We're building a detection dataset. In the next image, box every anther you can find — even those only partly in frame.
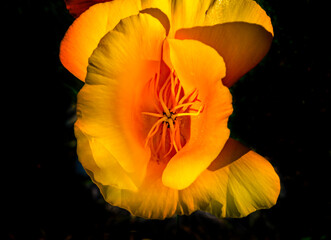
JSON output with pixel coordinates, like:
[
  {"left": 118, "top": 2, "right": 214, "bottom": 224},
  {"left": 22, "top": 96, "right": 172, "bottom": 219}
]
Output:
[{"left": 142, "top": 71, "right": 204, "bottom": 162}]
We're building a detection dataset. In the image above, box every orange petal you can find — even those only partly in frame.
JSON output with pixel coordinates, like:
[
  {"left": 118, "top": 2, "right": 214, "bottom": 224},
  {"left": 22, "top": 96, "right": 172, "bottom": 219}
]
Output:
[
  {"left": 97, "top": 160, "right": 179, "bottom": 219},
  {"left": 141, "top": 0, "right": 273, "bottom": 38},
  {"left": 162, "top": 39, "right": 233, "bottom": 190},
  {"left": 176, "top": 22, "right": 273, "bottom": 87},
  {"left": 207, "top": 138, "right": 250, "bottom": 171},
  {"left": 179, "top": 150, "right": 280, "bottom": 218},
  {"left": 203, "top": 0, "right": 273, "bottom": 35},
  {"left": 174, "top": 0, "right": 273, "bottom": 87},
  {"left": 141, "top": 0, "right": 216, "bottom": 38},
  {"left": 140, "top": 8, "right": 170, "bottom": 35},
  {"left": 76, "top": 13, "right": 166, "bottom": 179},
  {"left": 65, "top": 0, "right": 111, "bottom": 18},
  {"left": 75, "top": 126, "right": 139, "bottom": 191},
  {"left": 142, "top": 0, "right": 273, "bottom": 86},
  {"left": 60, "top": 0, "right": 141, "bottom": 81}
]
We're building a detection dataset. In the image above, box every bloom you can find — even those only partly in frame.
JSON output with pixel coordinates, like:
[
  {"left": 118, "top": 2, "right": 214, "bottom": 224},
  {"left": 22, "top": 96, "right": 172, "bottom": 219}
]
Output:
[{"left": 60, "top": 0, "right": 280, "bottom": 219}]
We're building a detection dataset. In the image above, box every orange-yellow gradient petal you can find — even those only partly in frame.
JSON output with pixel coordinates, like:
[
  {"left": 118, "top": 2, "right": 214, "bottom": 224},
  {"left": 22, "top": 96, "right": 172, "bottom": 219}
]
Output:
[
  {"left": 75, "top": 127, "right": 138, "bottom": 191},
  {"left": 176, "top": 22, "right": 273, "bottom": 87},
  {"left": 179, "top": 149, "right": 280, "bottom": 218},
  {"left": 98, "top": 161, "right": 179, "bottom": 219},
  {"left": 162, "top": 39, "right": 233, "bottom": 190},
  {"left": 204, "top": 0, "right": 273, "bottom": 35},
  {"left": 141, "top": 0, "right": 216, "bottom": 37},
  {"left": 75, "top": 13, "right": 166, "bottom": 186},
  {"left": 60, "top": 0, "right": 141, "bottom": 81},
  {"left": 208, "top": 138, "right": 250, "bottom": 171},
  {"left": 93, "top": 139, "right": 279, "bottom": 219},
  {"left": 141, "top": 0, "right": 273, "bottom": 87},
  {"left": 141, "top": 0, "right": 272, "bottom": 36}
]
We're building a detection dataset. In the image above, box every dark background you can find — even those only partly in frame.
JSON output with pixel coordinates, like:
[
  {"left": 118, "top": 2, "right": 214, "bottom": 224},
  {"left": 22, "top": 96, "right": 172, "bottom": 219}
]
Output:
[{"left": 5, "top": 0, "right": 330, "bottom": 239}]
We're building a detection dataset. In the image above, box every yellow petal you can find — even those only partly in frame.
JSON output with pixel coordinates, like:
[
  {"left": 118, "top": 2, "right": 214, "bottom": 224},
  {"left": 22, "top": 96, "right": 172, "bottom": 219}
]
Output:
[
  {"left": 140, "top": 8, "right": 170, "bottom": 35},
  {"left": 142, "top": 0, "right": 273, "bottom": 86},
  {"left": 141, "top": 0, "right": 171, "bottom": 19},
  {"left": 76, "top": 13, "right": 166, "bottom": 179},
  {"left": 180, "top": 150, "right": 280, "bottom": 218},
  {"left": 75, "top": 126, "right": 138, "bottom": 191},
  {"left": 141, "top": 0, "right": 273, "bottom": 37},
  {"left": 207, "top": 138, "right": 250, "bottom": 171},
  {"left": 204, "top": 0, "right": 273, "bottom": 35},
  {"left": 176, "top": 22, "right": 273, "bottom": 87},
  {"left": 97, "top": 160, "right": 179, "bottom": 219},
  {"left": 175, "top": 0, "right": 273, "bottom": 87},
  {"left": 60, "top": 0, "right": 141, "bottom": 81},
  {"left": 162, "top": 39, "right": 233, "bottom": 190},
  {"left": 141, "top": 0, "right": 216, "bottom": 37},
  {"left": 177, "top": 138, "right": 249, "bottom": 216},
  {"left": 167, "top": 0, "right": 216, "bottom": 37}
]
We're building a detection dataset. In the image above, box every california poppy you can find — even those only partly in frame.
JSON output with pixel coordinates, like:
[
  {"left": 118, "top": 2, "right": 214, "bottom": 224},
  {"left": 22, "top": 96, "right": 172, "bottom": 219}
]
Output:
[{"left": 60, "top": 0, "right": 280, "bottom": 219}]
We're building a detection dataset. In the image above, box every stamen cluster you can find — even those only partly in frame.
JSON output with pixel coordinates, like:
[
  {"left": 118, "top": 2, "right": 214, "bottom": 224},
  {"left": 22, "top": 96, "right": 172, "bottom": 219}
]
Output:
[{"left": 142, "top": 70, "right": 203, "bottom": 162}]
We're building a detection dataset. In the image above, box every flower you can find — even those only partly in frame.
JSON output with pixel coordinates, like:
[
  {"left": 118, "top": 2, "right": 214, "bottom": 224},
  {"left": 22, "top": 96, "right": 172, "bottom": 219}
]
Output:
[{"left": 60, "top": 0, "right": 280, "bottom": 219}]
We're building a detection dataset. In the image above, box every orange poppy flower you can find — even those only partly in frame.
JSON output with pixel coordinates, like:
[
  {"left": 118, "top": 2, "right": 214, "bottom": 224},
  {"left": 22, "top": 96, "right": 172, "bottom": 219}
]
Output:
[{"left": 60, "top": 0, "right": 280, "bottom": 219}]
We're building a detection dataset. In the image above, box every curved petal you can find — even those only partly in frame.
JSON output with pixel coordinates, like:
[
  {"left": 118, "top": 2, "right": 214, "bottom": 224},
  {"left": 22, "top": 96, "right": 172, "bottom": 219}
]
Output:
[
  {"left": 76, "top": 13, "right": 166, "bottom": 181},
  {"left": 179, "top": 150, "right": 281, "bottom": 218},
  {"left": 207, "top": 138, "right": 250, "bottom": 171},
  {"left": 60, "top": 0, "right": 141, "bottom": 81},
  {"left": 141, "top": 0, "right": 216, "bottom": 37},
  {"left": 142, "top": 0, "right": 273, "bottom": 86},
  {"left": 162, "top": 39, "right": 233, "bottom": 190},
  {"left": 141, "top": 0, "right": 273, "bottom": 36},
  {"left": 94, "top": 144, "right": 280, "bottom": 219},
  {"left": 75, "top": 126, "right": 139, "bottom": 191},
  {"left": 176, "top": 22, "right": 273, "bottom": 87},
  {"left": 65, "top": 0, "right": 112, "bottom": 18},
  {"left": 140, "top": 8, "right": 170, "bottom": 35},
  {"left": 204, "top": 0, "right": 273, "bottom": 35},
  {"left": 97, "top": 160, "right": 179, "bottom": 219},
  {"left": 167, "top": 0, "right": 215, "bottom": 37}
]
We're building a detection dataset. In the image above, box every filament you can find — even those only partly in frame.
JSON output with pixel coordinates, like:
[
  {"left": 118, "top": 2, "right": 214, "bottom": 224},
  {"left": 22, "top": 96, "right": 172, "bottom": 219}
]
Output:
[{"left": 142, "top": 70, "right": 203, "bottom": 162}]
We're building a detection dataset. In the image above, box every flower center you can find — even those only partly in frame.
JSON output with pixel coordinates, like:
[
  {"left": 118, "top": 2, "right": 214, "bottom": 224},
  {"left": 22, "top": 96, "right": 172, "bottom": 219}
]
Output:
[{"left": 142, "top": 69, "right": 203, "bottom": 163}]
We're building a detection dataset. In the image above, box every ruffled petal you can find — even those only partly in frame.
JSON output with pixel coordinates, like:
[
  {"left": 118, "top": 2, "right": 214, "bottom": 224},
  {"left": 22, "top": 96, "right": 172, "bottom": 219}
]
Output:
[
  {"left": 140, "top": 8, "right": 170, "bottom": 35},
  {"left": 141, "top": 0, "right": 273, "bottom": 86},
  {"left": 76, "top": 13, "right": 166, "bottom": 183},
  {"left": 60, "top": 0, "right": 141, "bottom": 81},
  {"left": 75, "top": 127, "right": 139, "bottom": 191},
  {"left": 176, "top": 22, "right": 273, "bottom": 87},
  {"left": 207, "top": 138, "right": 250, "bottom": 171},
  {"left": 179, "top": 150, "right": 280, "bottom": 218},
  {"left": 166, "top": 0, "right": 215, "bottom": 37},
  {"left": 97, "top": 160, "right": 179, "bottom": 219},
  {"left": 204, "top": 0, "right": 273, "bottom": 35},
  {"left": 93, "top": 147, "right": 280, "bottom": 219},
  {"left": 141, "top": 0, "right": 272, "bottom": 37},
  {"left": 141, "top": 0, "right": 215, "bottom": 37},
  {"left": 65, "top": 0, "right": 112, "bottom": 18},
  {"left": 161, "top": 39, "right": 233, "bottom": 190}
]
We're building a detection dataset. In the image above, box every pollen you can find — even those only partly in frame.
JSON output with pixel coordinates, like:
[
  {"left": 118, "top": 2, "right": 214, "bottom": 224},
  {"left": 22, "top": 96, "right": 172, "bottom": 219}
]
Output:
[{"left": 142, "top": 69, "right": 204, "bottom": 163}]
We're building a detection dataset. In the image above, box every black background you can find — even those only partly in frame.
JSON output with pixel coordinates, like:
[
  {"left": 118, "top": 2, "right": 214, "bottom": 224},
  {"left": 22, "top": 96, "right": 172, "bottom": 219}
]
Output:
[{"left": 5, "top": 0, "right": 330, "bottom": 239}]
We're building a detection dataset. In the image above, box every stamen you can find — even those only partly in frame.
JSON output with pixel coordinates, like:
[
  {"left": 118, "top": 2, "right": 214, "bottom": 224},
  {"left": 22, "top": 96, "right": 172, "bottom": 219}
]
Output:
[
  {"left": 178, "top": 88, "right": 198, "bottom": 106},
  {"left": 159, "top": 76, "right": 171, "bottom": 117},
  {"left": 144, "top": 116, "right": 167, "bottom": 147},
  {"left": 172, "top": 102, "right": 195, "bottom": 112},
  {"left": 175, "top": 105, "right": 204, "bottom": 117},
  {"left": 142, "top": 112, "right": 164, "bottom": 118},
  {"left": 142, "top": 71, "right": 203, "bottom": 163}
]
